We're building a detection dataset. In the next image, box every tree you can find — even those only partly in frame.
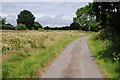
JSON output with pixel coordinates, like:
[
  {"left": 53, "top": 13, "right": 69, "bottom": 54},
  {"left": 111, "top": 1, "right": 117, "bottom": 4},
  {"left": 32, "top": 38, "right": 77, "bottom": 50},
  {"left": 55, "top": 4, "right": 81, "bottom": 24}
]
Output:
[
  {"left": 2, "top": 18, "right": 6, "bottom": 25},
  {"left": 0, "top": 16, "right": 6, "bottom": 25},
  {"left": 44, "top": 26, "right": 50, "bottom": 30},
  {"left": 93, "top": 1, "right": 120, "bottom": 64},
  {"left": 33, "top": 22, "right": 43, "bottom": 30},
  {"left": 0, "top": 16, "right": 3, "bottom": 29},
  {"left": 73, "top": 3, "right": 101, "bottom": 31},
  {"left": 6, "top": 23, "right": 13, "bottom": 26},
  {"left": 17, "top": 10, "right": 35, "bottom": 30},
  {"left": 69, "top": 22, "right": 81, "bottom": 30},
  {"left": 93, "top": 1, "right": 120, "bottom": 34}
]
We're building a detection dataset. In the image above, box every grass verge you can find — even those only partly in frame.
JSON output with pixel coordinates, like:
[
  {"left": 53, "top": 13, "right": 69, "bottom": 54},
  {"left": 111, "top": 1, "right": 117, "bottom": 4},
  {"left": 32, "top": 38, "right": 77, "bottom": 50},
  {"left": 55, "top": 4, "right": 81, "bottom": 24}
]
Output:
[{"left": 88, "top": 39, "right": 119, "bottom": 78}]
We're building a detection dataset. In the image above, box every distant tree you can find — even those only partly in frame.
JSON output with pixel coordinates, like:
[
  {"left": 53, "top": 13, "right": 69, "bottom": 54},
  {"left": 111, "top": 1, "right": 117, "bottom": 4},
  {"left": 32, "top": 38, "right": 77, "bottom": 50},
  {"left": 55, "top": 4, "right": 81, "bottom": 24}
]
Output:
[
  {"left": 6, "top": 23, "right": 13, "bottom": 26},
  {"left": 61, "top": 26, "right": 70, "bottom": 30},
  {"left": 0, "top": 17, "right": 2, "bottom": 29},
  {"left": 0, "top": 16, "right": 6, "bottom": 25},
  {"left": 0, "top": 17, "right": 15, "bottom": 30},
  {"left": 69, "top": 22, "right": 81, "bottom": 30},
  {"left": 0, "top": 16, "right": 2, "bottom": 25},
  {"left": 44, "top": 26, "right": 51, "bottom": 30},
  {"left": 33, "top": 22, "right": 43, "bottom": 30},
  {"left": 17, "top": 10, "right": 35, "bottom": 30}
]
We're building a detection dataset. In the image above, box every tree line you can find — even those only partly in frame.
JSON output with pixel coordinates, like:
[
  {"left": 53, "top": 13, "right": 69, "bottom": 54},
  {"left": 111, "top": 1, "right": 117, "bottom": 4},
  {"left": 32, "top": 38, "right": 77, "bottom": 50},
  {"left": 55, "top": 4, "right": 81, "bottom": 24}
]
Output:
[
  {"left": 0, "top": 1, "right": 120, "bottom": 32},
  {"left": 73, "top": 1, "right": 120, "bottom": 33},
  {"left": 0, "top": 9, "right": 82, "bottom": 31},
  {"left": 0, "top": 9, "right": 81, "bottom": 30},
  {"left": 0, "top": 10, "right": 42, "bottom": 30}
]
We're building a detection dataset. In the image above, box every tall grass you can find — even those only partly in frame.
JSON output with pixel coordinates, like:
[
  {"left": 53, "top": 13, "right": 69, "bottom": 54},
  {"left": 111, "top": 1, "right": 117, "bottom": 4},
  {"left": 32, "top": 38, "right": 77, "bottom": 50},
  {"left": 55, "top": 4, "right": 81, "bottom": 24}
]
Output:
[
  {"left": 88, "top": 29, "right": 120, "bottom": 78},
  {"left": 2, "top": 30, "right": 84, "bottom": 78}
]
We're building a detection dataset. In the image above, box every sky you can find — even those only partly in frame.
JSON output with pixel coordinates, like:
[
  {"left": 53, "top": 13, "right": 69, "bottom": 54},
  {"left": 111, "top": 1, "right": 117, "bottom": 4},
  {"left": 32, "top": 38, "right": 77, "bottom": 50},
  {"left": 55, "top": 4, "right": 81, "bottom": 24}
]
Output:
[
  {"left": 1, "top": 2, "right": 89, "bottom": 27},
  {"left": 1, "top": 0, "right": 93, "bottom": 2}
]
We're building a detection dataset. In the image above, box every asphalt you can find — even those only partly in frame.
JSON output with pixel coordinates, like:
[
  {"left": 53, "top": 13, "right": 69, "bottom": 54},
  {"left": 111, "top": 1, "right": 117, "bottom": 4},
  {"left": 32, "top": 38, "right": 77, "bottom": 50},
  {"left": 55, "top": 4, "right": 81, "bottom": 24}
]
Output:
[{"left": 41, "top": 36, "right": 103, "bottom": 78}]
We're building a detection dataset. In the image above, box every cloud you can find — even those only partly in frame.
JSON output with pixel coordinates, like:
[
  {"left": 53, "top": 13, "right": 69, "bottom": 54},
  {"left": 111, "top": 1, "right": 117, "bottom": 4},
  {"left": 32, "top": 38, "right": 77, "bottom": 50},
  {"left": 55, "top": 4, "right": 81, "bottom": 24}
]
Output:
[
  {"left": 0, "top": 13, "right": 17, "bottom": 25},
  {"left": 1, "top": 2, "right": 88, "bottom": 27},
  {"left": 35, "top": 14, "right": 55, "bottom": 18},
  {"left": 35, "top": 14, "right": 45, "bottom": 18},
  {"left": 2, "top": 0, "right": 119, "bottom": 2},
  {"left": 0, "top": 13, "right": 9, "bottom": 17},
  {"left": 50, "top": 15, "right": 55, "bottom": 18},
  {"left": 1, "top": 0, "right": 93, "bottom": 2},
  {"left": 62, "top": 15, "right": 72, "bottom": 20},
  {"left": 0, "top": 13, "right": 17, "bottom": 18}
]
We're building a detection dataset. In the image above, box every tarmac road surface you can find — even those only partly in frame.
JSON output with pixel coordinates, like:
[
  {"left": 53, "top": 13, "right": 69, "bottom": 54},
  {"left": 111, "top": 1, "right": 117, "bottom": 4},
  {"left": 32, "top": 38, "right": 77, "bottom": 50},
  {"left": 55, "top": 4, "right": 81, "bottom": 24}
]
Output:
[{"left": 41, "top": 36, "right": 103, "bottom": 78}]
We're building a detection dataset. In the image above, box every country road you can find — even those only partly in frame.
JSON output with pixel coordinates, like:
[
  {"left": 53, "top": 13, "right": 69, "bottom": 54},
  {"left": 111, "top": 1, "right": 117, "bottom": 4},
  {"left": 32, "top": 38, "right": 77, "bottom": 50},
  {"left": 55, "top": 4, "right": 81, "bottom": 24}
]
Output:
[{"left": 41, "top": 36, "right": 103, "bottom": 78}]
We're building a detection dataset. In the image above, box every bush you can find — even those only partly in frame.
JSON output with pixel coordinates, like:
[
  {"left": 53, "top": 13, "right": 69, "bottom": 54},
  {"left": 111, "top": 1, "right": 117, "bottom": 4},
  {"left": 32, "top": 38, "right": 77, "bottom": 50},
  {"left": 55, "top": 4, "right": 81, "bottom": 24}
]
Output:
[
  {"left": 16, "top": 24, "right": 27, "bottom": 30},
  {"left": 90, "top": 29, "right": 108, "bottom": 40},
  {"left": 90, "top": 29, "right": 120, "bottom": 63},
  {"left": 91, "top": 29, "right": 119, "bottom": 41},
  {"left": 2, "top": 25, "right": 15, "bottom": 30}
]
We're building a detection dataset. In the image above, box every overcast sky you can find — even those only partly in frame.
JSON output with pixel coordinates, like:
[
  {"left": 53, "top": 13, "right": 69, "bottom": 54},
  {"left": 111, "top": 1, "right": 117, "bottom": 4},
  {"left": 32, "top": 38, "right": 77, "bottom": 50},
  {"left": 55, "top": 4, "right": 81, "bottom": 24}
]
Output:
[
  {"left": 1, "top": 0, "right": 93, "bottom": 2},
  {"left": 1, "top": 2, "right": 89, "bottom": 27}
]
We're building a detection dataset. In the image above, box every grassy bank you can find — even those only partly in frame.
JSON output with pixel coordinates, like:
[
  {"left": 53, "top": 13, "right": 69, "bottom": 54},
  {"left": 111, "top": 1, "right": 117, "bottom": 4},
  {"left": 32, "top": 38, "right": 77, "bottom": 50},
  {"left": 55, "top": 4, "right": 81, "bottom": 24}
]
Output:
[
  {"left": 2, "top": 30, "right": 84, "bottom": 78},
  {"left": 88, "top": 30, "right": 120, "bottom": 78}
]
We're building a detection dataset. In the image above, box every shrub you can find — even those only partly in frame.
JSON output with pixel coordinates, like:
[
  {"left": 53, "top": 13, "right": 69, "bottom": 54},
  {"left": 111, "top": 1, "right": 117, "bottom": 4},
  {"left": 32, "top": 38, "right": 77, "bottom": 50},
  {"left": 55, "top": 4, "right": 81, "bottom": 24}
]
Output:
[
  {"left": 90, "top": 29, "right": 120, "bottom": 63},
  {"left": 2, "top": 25, "right": 15, "bottom": 30},
  {"left": 16, "top": 24, "right": 27, "bottom": 30}
]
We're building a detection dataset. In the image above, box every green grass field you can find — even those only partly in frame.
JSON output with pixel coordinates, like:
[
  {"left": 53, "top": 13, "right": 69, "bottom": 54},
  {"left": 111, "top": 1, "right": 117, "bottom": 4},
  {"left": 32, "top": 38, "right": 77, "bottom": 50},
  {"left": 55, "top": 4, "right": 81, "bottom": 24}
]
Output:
[{"left": 2, "top": 30, "right": 86, "bottom": 78}]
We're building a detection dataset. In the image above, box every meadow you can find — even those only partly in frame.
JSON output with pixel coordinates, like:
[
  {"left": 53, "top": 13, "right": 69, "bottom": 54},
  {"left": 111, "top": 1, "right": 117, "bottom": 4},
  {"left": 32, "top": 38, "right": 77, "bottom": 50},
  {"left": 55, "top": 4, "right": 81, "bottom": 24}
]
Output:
[{"left": 1, "top": 30, "right": 86, "bottom": 78}]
